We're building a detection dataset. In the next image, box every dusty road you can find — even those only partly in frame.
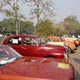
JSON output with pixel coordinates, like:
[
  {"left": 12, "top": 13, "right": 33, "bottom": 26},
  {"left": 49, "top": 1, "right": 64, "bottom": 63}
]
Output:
[{"left": 69, "top": 46, "right": 80, "bottom": 80}]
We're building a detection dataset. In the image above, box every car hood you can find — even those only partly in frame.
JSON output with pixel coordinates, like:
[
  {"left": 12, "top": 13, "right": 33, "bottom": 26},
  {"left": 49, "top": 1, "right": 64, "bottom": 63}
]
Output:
[
  {"left": 0, "top": 74, "right": 51, "bottom": 80},
  {"left": 1, "top": 57, "right": 74, "bottom": 80}
]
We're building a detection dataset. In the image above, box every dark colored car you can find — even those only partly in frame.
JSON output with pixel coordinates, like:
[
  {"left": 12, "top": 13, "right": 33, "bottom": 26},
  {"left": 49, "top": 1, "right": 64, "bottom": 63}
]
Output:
[
  {"left": 3, "top": 35, "right": 68, "bottom": 60},
  {"left": 0, "top": 45, "right": 75, "bottom": 80}
]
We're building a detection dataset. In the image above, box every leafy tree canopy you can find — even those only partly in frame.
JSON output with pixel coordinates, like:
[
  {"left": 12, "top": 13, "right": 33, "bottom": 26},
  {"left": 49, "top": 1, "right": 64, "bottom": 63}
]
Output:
[
  {"left": 63, "top": 15, "right": 80, "bottom": 35},
  {"left": 35, "top": 19, "right": 55, "bottom": 36}
]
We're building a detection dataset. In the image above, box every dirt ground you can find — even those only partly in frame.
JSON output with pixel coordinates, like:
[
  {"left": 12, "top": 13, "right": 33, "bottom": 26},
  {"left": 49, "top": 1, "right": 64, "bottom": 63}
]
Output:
[{"left": 69, "top": 46, "right": 80, "bottom": 80}]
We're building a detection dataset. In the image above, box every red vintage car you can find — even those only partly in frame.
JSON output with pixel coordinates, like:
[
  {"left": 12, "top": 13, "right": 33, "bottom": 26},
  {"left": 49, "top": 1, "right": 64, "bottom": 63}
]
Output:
[
  {"left": 3, "top": 35, "right": 68, "bottom": 60},
  {"left": 0, "top": 74, "right": 49, "bottom": 80},
  {"left": 0, "top": 45, "right": 75, "bottom": 80}
]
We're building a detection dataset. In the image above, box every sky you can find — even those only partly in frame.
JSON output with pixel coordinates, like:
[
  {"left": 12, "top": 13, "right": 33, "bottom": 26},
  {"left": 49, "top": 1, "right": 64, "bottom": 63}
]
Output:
[
  {"left": 0, "top": 0, "right": 80, "bottom": 23},
  {"left": 53, "top": 0, "right": 80, "bottom": 23}
]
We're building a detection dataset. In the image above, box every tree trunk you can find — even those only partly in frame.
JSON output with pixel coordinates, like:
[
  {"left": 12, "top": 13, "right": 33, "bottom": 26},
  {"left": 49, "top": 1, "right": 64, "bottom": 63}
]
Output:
[{"left": 15, "top": 0, "right": 19, "bottom": 35}]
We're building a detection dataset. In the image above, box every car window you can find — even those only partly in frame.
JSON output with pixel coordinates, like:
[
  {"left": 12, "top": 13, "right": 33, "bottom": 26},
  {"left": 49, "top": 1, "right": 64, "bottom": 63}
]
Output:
[
  {"left": 36, "top": 37, "right": 46, "bottom": 44},
  {"left": 0, "top": 46, "right": 22, "bottom": 66},
  {"left": 8, "top": 37, "right": 22, "bottom": 45},
  {"left": 0, "top": 49, "right": 9, "bottom": 64},
  {"left": 0, "top": 50, "right": 8, "bottom": 58},
  {"left": 24, "top": 38, "right": 37, "bottom": 45}
]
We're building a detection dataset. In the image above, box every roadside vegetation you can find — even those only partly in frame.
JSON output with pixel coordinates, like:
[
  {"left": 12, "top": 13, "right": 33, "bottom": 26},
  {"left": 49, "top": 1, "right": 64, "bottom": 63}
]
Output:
[{"left": 0, "top": 0, "right": 80, "bottom": 37}]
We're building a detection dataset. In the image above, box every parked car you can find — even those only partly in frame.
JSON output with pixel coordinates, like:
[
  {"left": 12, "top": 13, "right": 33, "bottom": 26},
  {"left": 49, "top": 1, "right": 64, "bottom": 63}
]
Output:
[
  {"left": 3, "top": 34, "right": 68, "bottom": 60},
  {"left": 0, "top": 74, "right": 49, "bottom": 80},
  {"left": 77, "top": 37, "right": 80, "bottom": 45},
  {"left": 0, "top": 45, "right": 75, "bottom": 80},
  {"left": 63, "top": 35, "right": 79, "bottom": 47},
  {"left": 45, "top": 36, "right": 76, "bottom": 53}
]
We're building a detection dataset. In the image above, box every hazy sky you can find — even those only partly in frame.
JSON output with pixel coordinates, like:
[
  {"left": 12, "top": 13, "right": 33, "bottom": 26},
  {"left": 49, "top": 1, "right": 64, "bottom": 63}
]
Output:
[
  {"left": 54, "top": 0, "right": 80, "bottom": 23},
  {"left": 0, "top": 0, "right": 80, "bottom": 23}
]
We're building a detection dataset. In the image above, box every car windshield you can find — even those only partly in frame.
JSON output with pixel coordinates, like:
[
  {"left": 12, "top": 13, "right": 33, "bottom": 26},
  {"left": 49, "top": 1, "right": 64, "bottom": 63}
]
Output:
[
  {"left": 36, "top": 37, "right": 46, "bottom": 44},
  {"left": 0, "top": 46, "right": 22, "bottom": 66}
]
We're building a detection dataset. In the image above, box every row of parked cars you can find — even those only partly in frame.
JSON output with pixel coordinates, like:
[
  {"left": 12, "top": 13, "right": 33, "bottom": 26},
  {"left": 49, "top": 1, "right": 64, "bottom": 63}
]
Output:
[
  {"left": 43, "top": 35, "right": 79, "bottom": 53},
  {"left": 0, "top": 34, "right": 78, "bottom": 80}
]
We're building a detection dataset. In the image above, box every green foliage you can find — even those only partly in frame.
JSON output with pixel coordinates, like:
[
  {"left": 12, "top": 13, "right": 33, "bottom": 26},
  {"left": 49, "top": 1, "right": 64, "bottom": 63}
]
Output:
[
  {"left": 64, "top": 15, "right": 78, "bottom": 22},
  {"left": 53, "top": 28, "right": 66, "bottom": 36},
  {"left": 0, "top": 18, "right": 34, "bottom": 34},
  {"left": 35, "top": 19, "right": 55, "bottom": 36},
  {"left": 0, "top": 18, "right": 16, "bottom": 34},
  {"left": 21, "top": 21, "right": 34, "bottom": 34},
  {"left": 63, "top": 15, "right": 80, "bottom": 35},
  {"left": 5, "top": 10, "right": 14, "bottom": 18},
  {"left": 0, "top": 1, "right": 80, "bottom": 36},
  {"left": 23, "top": 21, "right": 33, "bottom": 27},
  {"left": 1, "top": 0, "right": 26, "bottom": 34}
]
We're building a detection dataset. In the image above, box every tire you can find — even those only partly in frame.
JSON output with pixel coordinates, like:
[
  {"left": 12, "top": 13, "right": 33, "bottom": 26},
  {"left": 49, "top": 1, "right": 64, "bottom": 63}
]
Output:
[{"left": 71, "top": 49, "right": 75, "bottom": 53}]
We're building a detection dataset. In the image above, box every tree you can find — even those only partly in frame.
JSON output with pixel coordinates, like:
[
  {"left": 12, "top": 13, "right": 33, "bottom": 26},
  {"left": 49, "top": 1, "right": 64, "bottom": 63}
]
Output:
[
  {"left": 0, "top": 18, "right": 34, "bottom": 35},
  {"left": 0, "top": 0, "right": 3, "bottom": 11},
  {"left": 1, "top": 0, "right": 26, "bottom": 34},
  {"left": 26, "top": 0, "right": 55, "bottom": 23},
  {"left": 63, "top": 15, "right": 79, "bottom": 35},
  {"left": 35, "top": 19, "right": 55, "bottom": 36},
  {"left": 21, "top": 21, "right": 34, "bottom": 34},
  {"left": 0, "top": 18, "right": 16, "bottom": 34},
  {"left": 64, "top": 15, "right": 78, "bottom": 22},
  {"left": 0, "top": 0, "right": 8, "bottom": 12}
]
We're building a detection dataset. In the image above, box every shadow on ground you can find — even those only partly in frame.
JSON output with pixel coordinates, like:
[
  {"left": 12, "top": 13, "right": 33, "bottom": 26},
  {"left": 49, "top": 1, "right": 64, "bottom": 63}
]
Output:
[
  {"left": 74, "top": 58, "right": 80, "bottom": 64},
  {"left": 73, "top": 58, "right": 80, "bottom": 80},
  {"left": 75, "top": 71, "right": 80, "bottom": 80}
]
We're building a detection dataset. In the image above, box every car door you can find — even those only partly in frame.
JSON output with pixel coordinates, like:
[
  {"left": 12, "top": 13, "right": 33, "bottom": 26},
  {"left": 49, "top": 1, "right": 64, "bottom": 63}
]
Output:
[
  {"left": 7, "top": 37, "right": 24, "bottom": 55},
  {"left": 21, "top": 37, "right": 42, "bottom": 57}
]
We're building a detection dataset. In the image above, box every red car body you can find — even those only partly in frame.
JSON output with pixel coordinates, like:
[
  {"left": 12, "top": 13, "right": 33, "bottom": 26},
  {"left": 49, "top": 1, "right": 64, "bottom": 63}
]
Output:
[
  {"left": 3, "top": 35, "right": 67, "bottom": 60},
  {"left": 0, "top": 74, "right": 50, "bottom": 80},
  {"left": 0, "top": 45, "right": 75, "bottom": 80}
]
